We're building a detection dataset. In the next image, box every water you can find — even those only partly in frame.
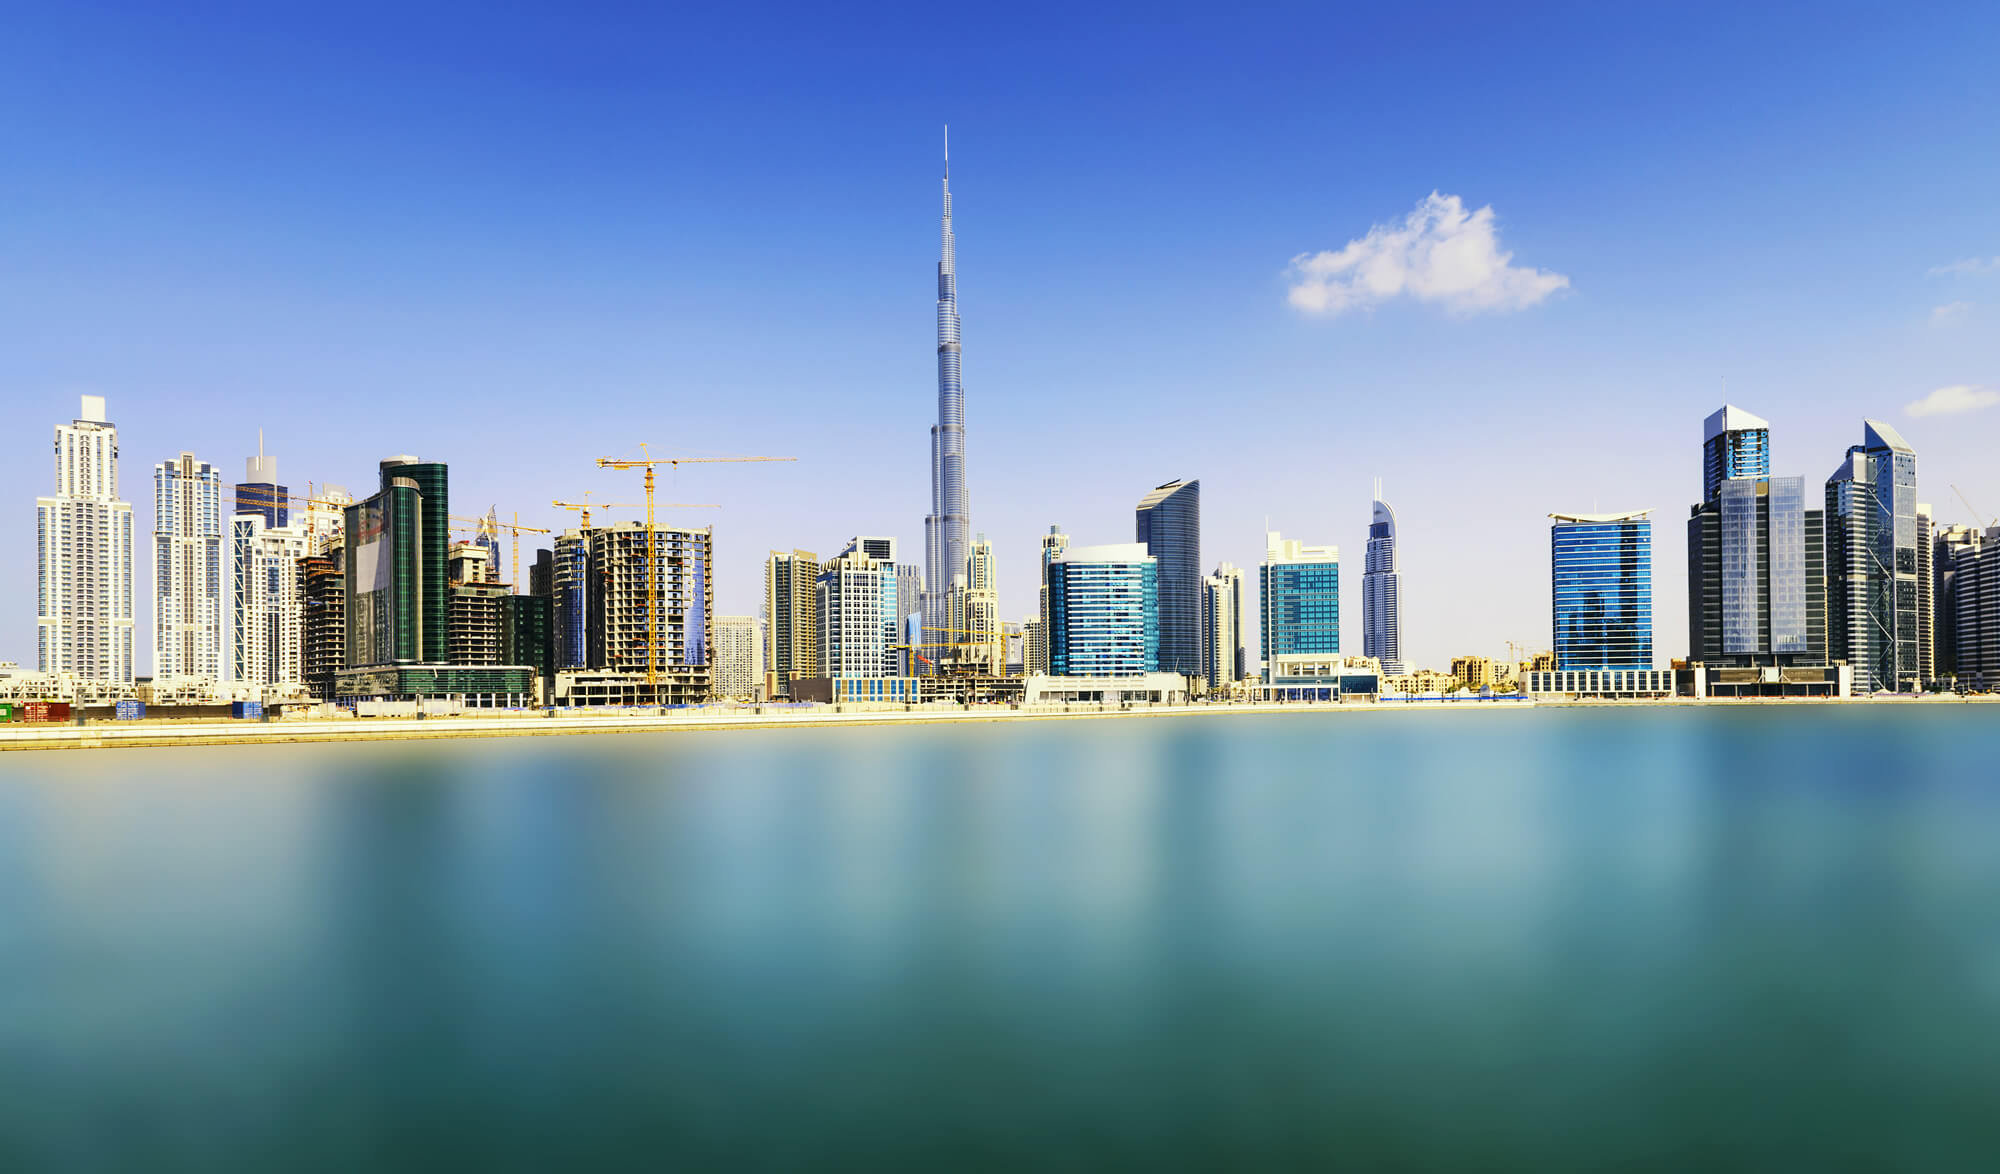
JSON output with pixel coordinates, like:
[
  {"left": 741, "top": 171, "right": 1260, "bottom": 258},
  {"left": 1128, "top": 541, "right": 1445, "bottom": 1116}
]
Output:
[{"left": 2, "top": 707, "right": 1998, "bottom": 1170}]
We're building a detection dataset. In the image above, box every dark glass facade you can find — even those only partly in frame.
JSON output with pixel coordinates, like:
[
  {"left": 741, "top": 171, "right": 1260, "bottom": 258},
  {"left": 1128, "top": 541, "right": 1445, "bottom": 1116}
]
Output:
[
  {"left": 234, "top": 481, "right": 289, "bottom": 528},
  {"left": 1135, "top": 479, "right": 1200, "bottom": 678},
  {"left": 1552, "top": 516, "right": 1653, "bottom": 671}
]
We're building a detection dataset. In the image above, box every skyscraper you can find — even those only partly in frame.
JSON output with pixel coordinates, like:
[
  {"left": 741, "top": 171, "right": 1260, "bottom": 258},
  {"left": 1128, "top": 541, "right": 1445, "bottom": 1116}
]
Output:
[
  {"left": 712, "top": 615, "right": 762, "bottom": 698},
  {"left": 1362, "top": 481, "right": 1404, "bottom": 676},
  {"left": 922, "top": 130, "right": 970, "bottom": 663},
  {"left": 37, "top": 396, "right": 135, "bottom": 684},
  {"left": 236, "top": 445, "right": 289, "bottom": 528},
  {"left": 153, "top": 451, "right": 224, "bottom": 684},
  {"left": 1135, "top": 479, "right": 1201, "bottom": 679},
  {"left": 818, "top": 544, "right": 902, "bottom": 680},
  {"left": 1826, "top": 420, "right": 1923, "bottom": 693},
  {"left": 1703, "top": 405, "right": 1771, "bottom": 502},
  {"left": 1047, "top": 544, "right": 1158, "bottom": 678},
  {"left": 1934, "top": 522, "right": 1983, "bottom": 681},
  {"left": 1550, "top": 511, "right": 1653, "bottom": 671},
  {"left": 765, "top": 549, "right": 820, "bottom": 697},
  {"left": 232, "top": 512, "right": 309, "bottom": 687},
  {"left": 1032, "top": 525, "right": 1069, "bottom": 675},
  {"left": 1201, "top": 563, "right": 1246, "bottom": 690},
  {"left": 1259, "top": 530, "right": 1339, "bottom": 678}
]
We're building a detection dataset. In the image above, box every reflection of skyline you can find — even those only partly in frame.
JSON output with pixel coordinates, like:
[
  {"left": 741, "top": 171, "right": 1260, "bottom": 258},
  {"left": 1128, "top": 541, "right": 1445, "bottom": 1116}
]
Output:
[{"left": 3, "top": 713, "right": 1999, "bottom": 1166}]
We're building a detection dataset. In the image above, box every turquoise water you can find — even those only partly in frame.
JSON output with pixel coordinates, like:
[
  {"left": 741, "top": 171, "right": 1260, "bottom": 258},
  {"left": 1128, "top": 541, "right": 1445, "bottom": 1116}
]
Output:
[{"left": 2, "top": 707, "right": 1998, "bottom": 1169}]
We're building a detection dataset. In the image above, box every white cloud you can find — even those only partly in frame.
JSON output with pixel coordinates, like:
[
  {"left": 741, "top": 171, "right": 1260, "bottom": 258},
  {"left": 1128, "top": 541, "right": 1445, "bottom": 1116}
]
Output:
[
  {"left": 1287, "top": 192, "right": 1570, "bottom": 317},
  {"left": 1906, "top": 384, "right": 2000, "bottom": 417},
  {"left": 1927, "top": 257, "right": 1999, "bottom": 277},
  {"left": 1930, "top": 301, "right": 1973, "bottom": 327}
]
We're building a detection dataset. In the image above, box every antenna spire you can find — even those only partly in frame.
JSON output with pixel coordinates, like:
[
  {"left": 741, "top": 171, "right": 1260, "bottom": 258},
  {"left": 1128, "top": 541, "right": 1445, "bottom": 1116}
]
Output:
[{"left": 944, "top": 124, "right": 949, "bottom": 180}]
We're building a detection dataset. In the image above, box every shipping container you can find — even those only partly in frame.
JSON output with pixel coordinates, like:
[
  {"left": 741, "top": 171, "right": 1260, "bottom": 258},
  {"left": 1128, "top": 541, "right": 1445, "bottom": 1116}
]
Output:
[
  {"left": 232, "top": 701, "right": 264, "bottom": 720},
  {"left": 115, "top": 700, "right": 146, "bottom": 721},
  {"left": 22, "top": 701, "right": 72, "bottom": 723},
  {"left": 0, "top": 703, "right": 13, "bottom": 722}
]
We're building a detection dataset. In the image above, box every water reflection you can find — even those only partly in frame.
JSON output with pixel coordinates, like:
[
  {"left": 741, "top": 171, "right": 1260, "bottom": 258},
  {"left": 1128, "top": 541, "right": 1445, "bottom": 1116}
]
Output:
[{"left": 1, "top": 709, "right": 1998, "bottom": 1168}]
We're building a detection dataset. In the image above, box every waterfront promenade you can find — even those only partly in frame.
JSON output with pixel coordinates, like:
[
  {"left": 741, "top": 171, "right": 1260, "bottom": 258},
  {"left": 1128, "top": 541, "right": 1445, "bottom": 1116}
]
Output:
[{"left": 2, "top": 693, "right": 1989, "bottom": 753}]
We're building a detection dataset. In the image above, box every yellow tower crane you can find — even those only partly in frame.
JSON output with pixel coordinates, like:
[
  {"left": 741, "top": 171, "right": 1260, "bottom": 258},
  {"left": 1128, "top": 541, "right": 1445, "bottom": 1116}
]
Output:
[
  {"left": 595, "top": 447, "right": 795, "bottom": 689},
  {"left": 448, "top": 514, "right": 552, "bottom": 590}
]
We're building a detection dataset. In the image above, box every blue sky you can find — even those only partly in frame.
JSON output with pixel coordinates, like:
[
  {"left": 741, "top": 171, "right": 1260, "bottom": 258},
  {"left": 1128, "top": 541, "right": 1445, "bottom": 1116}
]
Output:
[{"left": 4, "top": 1, "right": 1997, "bottom": 672}]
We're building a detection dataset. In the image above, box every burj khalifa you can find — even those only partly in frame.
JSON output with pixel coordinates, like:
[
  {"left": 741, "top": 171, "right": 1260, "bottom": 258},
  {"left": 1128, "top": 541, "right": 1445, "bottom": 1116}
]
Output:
[{"left": 922, "top": 129, "right": 969, "bottom": 654}]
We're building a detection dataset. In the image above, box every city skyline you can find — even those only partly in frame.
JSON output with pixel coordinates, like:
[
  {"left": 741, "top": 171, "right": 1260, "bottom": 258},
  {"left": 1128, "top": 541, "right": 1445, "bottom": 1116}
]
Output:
[{"left": 4, "top": 5, "right": 1996, "bottom": 675}]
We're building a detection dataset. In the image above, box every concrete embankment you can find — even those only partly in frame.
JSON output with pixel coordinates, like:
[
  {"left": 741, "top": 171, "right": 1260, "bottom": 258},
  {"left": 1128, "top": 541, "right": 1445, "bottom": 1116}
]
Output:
[{"left": 0, "top": 698, "right": 1540, "bottom": 753}]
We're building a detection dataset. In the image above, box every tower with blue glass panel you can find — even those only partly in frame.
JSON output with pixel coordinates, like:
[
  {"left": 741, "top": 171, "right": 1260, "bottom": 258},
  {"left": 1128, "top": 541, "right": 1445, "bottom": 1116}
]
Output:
[
  {"left": 1047, "top": 544, "right": 1158, "bottom": 678},
  {"left": 1551, "top": 512, "right": 1652, "bottom": 671},
  {"left": 1687, "top": 404, "right": 1830, "bottom": 674},
  {"left": 1259, "top": 531, "right": 1340, "bottom": 679}
]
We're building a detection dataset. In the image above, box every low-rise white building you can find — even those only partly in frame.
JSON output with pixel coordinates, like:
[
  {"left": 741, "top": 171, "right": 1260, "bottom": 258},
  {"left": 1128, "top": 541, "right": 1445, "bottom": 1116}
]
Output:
[{"left": 1024, "top": 672, "right": 1187, "bottom": 706}]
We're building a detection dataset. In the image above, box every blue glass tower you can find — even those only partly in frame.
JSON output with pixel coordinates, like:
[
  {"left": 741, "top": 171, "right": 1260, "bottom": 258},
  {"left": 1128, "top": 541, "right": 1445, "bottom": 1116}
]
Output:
[
  {"left": 921, "top": 129, "right": 970, "bottom": 660},
  {"left": 1551, "top": 512, "right": 1653, "bottom": 670},
  {"left": 1703, "top": 405, "right": 1771, "bottom": 502},
  {"left": 1135, "top": 479, "right": 1200, "bottom": 678},
  {"left": 1259, "top": 531, "right": 1340, "bottom": 673},
  {"left": 1048, "top": 544, "right": 1158, "bottom": 678}
]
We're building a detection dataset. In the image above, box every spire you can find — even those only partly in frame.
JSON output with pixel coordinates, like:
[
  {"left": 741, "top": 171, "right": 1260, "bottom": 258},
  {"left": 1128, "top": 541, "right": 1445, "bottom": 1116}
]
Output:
[{"left": 944, "top": 123, "right": 949, "bottom": 181}]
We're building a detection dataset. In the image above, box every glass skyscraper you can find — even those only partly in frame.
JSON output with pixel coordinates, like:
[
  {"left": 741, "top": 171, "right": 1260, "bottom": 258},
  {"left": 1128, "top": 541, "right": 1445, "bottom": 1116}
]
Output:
[
  {"left": 1048, "top": 544, "right": 1158, "bottom": 678},
  {"left": 1826, "top": 420, "right": 1922, "bottom": 693},
  {"left": 1362, "top": 481, "right": 1404, "bottom": 676},
  {"left": 1703, "top": 405, "right": 1770, "bottom": 502},
  {"left": 1135, "top": 479, "right": 1200, "bottom": 678},
  {"left": 1259, "top": 531, "right": 1339, "bottom": 676},
  {"left": 922, "top": 132, "right": 970, "bottom": 662},
  {"left": 1551, "top": 512, "right": 1653, "bottom": 671}
]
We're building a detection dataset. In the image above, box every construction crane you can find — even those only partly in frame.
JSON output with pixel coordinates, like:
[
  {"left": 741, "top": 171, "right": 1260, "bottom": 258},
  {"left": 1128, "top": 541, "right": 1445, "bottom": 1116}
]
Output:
[
  {"left": 894, "top": 624, "right": 1011, "bottom": 675},
  {"left": 596, "top": 446, "right": 795, "bottom": 689},
  {"left": 448, "top": 513, "right": 552, "bottom": 590},
  {"left": 1951, "top": 484, "right": 1995, "bottom": 529}
]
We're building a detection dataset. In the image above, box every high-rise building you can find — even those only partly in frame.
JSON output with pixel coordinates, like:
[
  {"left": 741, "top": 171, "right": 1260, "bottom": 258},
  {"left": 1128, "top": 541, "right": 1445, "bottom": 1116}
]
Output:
[
  {"left": 1201, "top": 563, "right": 1246, "bottom": 690},
  {"left": 1135, "top": 479, "right": 1200, "bottom": 679},
  {"left": 765, "top": 549, "right": 820, "bottom": 697},
  {"left": 1362, "top": 482, "right": 1405, "bottom": 676},
  {"left": 344, "top": 459, "right": 434, "bottom": 668},
  {"left": 446, "top": 541, "right": 506, "bottom": 667},
  {"left": 943, "top": 533, "right": 1002, "bottom": 674},
  {"left": 231, "top": 512, "right": 309, "bottom": 688},
  {"left": 1917, "top": 503, "right": 1935, "bottom": 687},
  {"left": 1550, "top": 511, "right": 1653, "bottom": 671},
  {"left": 303, "top": 484, "right": 352, "bottom": 555},
  {"left": 499, "top": 593, "right": 553, "bottom": 704},
  {"left": 817, "top": 545, "right": 903, "bottom": 680},
  {"left": 299, "top": 548, "right": 345, "bottom": 701},
  {"left": 1934, "top": 523, "right": 1983, "bottom": 681},
  {"left": 1686, "top": 475, "right": 1825, "bottom": 663},
  {"left": 893, "top": 563, "right": 924, "bottom": 675},
  {"left": 1032, "top": 525, "right": 1069, "bottom": 675},
  {"left": 1683, "top": 405, "right": 1850, "bottom": 696},
  {"left": 1047, "top": 543, "right": 1158, "bottom": 678},
  {"left": 236, "top": 447, "right": 289, "bottom": 529},
  {"left": 1702, "top": 405, "right": 1772, "bottom": 503},
  {"left": 1826, "top": 421, "right": 1923, "bottom": 693},
  {"left": 1022, "top": 615, "right": 1046, "bottom": 681},
  {"left": 565, "top": 522, "right": 713, "bottom": 698},
  {"left": 712, "top": 615, "right": 762, "bottom": 698},
  {"left": 153, "top": 451, "right": 224, "bottom": 684},
  {"left": 1260, "top": 531, "right": 1339, "bottom": 679},
  {"left": 1942, "top": 526, "right": 2000, "bottom": 689},
  {"left": 922, "top": 132, "right": 971, "bottom": 663},
  {"left": 37, "top": 396, "right": 135, "bottom": 684}
]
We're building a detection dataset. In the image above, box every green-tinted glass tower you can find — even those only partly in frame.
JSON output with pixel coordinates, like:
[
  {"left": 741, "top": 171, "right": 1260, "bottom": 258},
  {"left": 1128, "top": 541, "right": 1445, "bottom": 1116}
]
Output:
[{"left": 343, "top": 456, "right": 449, "bottom": 668}]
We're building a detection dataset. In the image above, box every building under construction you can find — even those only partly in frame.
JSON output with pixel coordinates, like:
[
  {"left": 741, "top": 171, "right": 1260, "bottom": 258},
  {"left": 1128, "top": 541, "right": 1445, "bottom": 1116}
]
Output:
[
  {"left": 551, "top": 521, "right": 714, "bottom": 705},
  {"left": 298, "top": 549, "right": 346, "bottom": 701}
]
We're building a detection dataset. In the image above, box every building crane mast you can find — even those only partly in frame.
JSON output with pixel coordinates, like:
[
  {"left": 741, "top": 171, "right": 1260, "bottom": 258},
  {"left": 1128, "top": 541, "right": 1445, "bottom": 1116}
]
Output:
[
  {"left": 596, "top": 447, "right": 794, "bottom": 690},
  {"left": 1951, "top": 484, "right": 1995, "bottom": 529}
]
